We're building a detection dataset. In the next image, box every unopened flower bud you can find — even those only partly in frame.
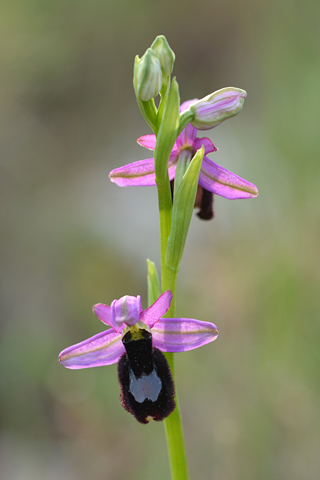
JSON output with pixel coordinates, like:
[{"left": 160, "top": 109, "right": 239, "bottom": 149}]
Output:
[
  {"left": 136, "top": 48, "right": 162, "bottom": 101},
  {"left": 190, "top": 87, "right": 247, "bottom": 130},
  {"left": 151, "top": 35, "right": 175, "bottom": 76}
]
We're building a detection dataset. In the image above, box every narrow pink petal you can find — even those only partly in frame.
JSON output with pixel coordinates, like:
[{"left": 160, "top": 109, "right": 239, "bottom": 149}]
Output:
[
  {"left": 138, "top": 134, "right": 179, "bottom": 156},
  {"left": 59, "top": 330, "right": 124, "bottom": 369},
  {"left": 94, "top": 303, "right": 122, "bottom": 333},
  {"left": 137, "top": 134, "right": 157, "bottom": 150},
  {"left": 199, "top": 156, "right": 259, "bottom": 199},
  {"left": 194, "top": 137, "right": 217, "bottom": 155},
  {"left": 151, "top": 318, "right": 218, "bottom": 352},
  {"left": 178, "top": 122, "right": 197, "bottom": 147},
  {"left": 93, "top": 303, "right": 117, "bottom": 329},
  {"left": 139, "top": 290, "right": 172, "bottom": 328},
  {"left": 109, "top": 158, "right": 156, "bottom": 187}
]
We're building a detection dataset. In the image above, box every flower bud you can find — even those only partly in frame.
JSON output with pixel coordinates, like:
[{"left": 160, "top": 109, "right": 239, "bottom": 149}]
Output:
[
  {"left": 189, "top": 87, "right": 247, "bottom": 130},
  {"left": 136, "top": 48, "right": 162, "bottom": 101},
  {"left": 151, "top": 35, "right": 175, "bottom": 76}
]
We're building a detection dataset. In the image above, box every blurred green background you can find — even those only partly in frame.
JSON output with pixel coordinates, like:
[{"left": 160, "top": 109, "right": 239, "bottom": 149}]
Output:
[{"left": 1, "top": 0, "right": 319, "bottom": 479}]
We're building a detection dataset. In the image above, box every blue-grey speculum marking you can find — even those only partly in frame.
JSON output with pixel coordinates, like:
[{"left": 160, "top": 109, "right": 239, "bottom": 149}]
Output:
[{"left": 129, "top": 367, "right": 162, "bottom": 403}]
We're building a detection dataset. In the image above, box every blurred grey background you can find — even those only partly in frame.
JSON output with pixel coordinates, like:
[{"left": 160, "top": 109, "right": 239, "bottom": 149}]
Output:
[{"left": 1, "top": 1, "right": 319, "bottom": 479}]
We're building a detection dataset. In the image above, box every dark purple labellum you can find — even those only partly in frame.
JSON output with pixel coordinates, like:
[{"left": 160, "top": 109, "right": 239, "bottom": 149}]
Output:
[
  {"left": 196, "top": 187, "right": 214, "bottom": 220},
  {"left": 171, "top": 179, "right": 214, "bottom": 220},
  {"left": 117, "top": 328, "right": 176, "bottom": 424}
]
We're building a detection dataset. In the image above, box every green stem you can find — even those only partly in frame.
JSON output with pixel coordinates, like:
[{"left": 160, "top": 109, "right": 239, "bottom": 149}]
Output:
[
  {"left": 164, "top": 353, "right": 189, "bottom": 480},
  {"left": 162, "top": 279, "right": 189, "bottom": 480},
  {"left": 157, "top": 176, "right": 173, "bottom": 272},
  {"left": 156, "top": 182, "right": 189, "bottom": 480},
  {"left": 151, "top": 73, "right": 188, "bottom": 480}
]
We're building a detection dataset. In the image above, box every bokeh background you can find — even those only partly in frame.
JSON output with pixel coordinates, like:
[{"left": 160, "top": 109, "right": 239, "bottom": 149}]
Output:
[{"left": 1, "top": 1, "right": 319, "bottom": 479}]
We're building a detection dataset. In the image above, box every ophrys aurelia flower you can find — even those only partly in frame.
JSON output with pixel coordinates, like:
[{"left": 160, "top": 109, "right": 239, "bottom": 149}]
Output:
[
  {"left": 109, "top": 98, "right": 258, "bottom": 220},
  {"left": 59, "top": 291, "right": 218, "bottom": 424}
]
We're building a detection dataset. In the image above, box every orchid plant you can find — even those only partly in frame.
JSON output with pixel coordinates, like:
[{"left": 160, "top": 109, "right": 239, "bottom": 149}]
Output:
[{"left": 59, "top": 35, "right": 258, "bottom": 480}]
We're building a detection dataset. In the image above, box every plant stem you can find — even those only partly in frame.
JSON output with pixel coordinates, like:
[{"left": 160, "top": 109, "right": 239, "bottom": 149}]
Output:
[
  {"left": 157, "top": 182, "right": 189, "bottom": 480},
  {"left": 162, "top": 267, "right": 189, "bottom": 480},
  {"left": 157, "top": 176, "right": 172, "bottom": 273},
  {"left": 164, "top": 355, "right": 189, "bottom": 480}
]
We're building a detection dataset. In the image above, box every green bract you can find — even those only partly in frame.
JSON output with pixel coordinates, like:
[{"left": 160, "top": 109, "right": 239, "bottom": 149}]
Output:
[
  {"left": 147, "top": 259, "right": 161, "bottom": 306},
  {"left": 165, "top": 146, "right": 205, "bottom": 272},
  {"left": 154, "top": 78, "right": 180, "bottom": 184}
]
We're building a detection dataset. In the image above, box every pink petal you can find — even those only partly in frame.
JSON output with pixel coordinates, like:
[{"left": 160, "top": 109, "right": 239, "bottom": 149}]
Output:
[
  {"left": 177, "top": 122, "right": 197, "bottom": 148},
  {"left": 137, "top": 134, "right": 157, "bottom": 150},
  {"left": 151, "top": 318, "right": 218, "bottom": 352},
  {"left": 199, "top": 156, "right": 259, "bottom": 199},
  {"left": 59, "top": 330, "right": 124, "bottom": 369},
  {"left": 138, "top": 134, "right": 179, "bottom": 155},
  {"left": 139, "top": 290, "right": 172, "bottom": 328},
  {"left": 93, "top": 303, "right": 115, "bottom": 328},
  {"left": 194, "top": 137, "right": 217, "bottom": 155},
  {"left": 109, "top": 158, "right": 157, "bottom": 187}
]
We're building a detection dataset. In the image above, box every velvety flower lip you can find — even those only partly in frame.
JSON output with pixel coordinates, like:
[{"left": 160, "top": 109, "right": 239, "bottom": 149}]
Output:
[
  {"left": 59, "top": 290, "right": 218, "bottom": 370},
  {"left": 109, "top": 100, "right": 258, "bottom": 200}
]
